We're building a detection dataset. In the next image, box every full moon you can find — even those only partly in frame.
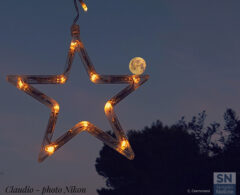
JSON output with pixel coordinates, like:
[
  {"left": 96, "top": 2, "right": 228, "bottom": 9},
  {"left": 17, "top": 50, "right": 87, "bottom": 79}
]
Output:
[{"left": 129, "top": 57, "right": 147, "bottom": 75}]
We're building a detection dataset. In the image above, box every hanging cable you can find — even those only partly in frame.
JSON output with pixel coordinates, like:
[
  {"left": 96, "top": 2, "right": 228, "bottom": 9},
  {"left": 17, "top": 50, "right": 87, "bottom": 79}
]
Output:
[
  {"left": 73, "top": 0, "right": 88, "bottom": 25},
  {"left": 73, "top": 0, "right": 80, "bottom": 25}
]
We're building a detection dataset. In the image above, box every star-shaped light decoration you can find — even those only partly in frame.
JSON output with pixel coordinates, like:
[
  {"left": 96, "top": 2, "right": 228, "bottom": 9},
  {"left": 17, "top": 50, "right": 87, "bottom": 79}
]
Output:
[{"left": 6, "top": 1, "right": 149, "bottom": 163}]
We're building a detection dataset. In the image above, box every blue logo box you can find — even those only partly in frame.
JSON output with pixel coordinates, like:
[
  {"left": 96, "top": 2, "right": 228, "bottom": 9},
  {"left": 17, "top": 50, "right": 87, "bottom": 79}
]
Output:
[{"left": 214, "top": 172, "right": 236, "bottom": 195}]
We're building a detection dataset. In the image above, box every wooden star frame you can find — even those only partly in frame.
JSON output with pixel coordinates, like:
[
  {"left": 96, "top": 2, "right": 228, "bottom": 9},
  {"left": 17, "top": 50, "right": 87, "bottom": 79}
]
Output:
[{"left": 7, "top": 24, "right": 149, "bottom": 163}]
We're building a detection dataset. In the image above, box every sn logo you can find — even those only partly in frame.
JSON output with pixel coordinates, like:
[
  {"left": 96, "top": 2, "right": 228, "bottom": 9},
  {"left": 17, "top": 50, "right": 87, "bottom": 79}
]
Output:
[{"left": 214, "top": 172, "right": 236, "bottom": 184}]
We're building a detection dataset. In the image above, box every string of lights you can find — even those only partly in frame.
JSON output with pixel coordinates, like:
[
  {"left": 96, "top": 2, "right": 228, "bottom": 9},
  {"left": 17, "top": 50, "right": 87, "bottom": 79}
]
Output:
[{"left": 6, "top": 0, "right": 149, "bottom": 163}]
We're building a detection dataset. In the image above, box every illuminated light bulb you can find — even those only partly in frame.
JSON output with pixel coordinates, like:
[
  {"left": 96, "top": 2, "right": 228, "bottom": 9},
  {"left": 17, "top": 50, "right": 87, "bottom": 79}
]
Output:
[
  {"left": 104, "top": 102, "right": 112, "bottom": 112},
  {"left": 60, "top": 75, "right": 66, "bottom": 84},
  {"left": 18, "top": 78, "right": 24, "bottom": 88},
  {"left": 70, "top": 41, "right": 78, "bottom": 51},
  {"left": 132, "top": 75, "right": 140, "bottom": 84},
  {"left": 56, "top": 75, "right": 66, "bottom": 84},
  {"left": 129, "top": 57, "right": 147, "bottom": 75},
  {"left": 80, "top": 1, "right": 88, "bottom": 12},
  {"left": 17, "top": 78, "right": 28, "bottom": 90},
  {"left": 90, "top": 73, "right": 99, "bottom": 83},
  {"left": 120, "top": 140, "right": 128, "bottom": 150},
  {"left": 53, "top": 104, "right": 60, "bottom": 113},
  {"left": 45, "top": 145, "right": 57, "bottom": 155},
  {"left": 81, "top": 121, "right": 89, "bottom": 128}
]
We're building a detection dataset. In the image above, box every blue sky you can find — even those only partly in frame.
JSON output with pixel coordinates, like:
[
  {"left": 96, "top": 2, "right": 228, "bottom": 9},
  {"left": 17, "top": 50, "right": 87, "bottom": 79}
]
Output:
[{"left": 0, "top": 0, "right": 240, "bottom": 194}]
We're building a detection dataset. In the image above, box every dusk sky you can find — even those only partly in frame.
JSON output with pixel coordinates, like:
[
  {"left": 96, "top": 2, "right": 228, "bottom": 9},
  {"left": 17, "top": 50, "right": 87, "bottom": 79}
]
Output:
[{"left": 1, "top": 0, "right": 240, "bottom": 194}]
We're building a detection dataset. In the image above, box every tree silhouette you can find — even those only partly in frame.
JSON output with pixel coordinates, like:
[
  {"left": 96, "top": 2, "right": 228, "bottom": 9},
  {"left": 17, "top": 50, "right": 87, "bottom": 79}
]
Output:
[
  {"left": 215, "top": 109, "right": 240, "bottom": 172},
  {"left": 95, "top": 109, "right": 240, "bottom": 195}
]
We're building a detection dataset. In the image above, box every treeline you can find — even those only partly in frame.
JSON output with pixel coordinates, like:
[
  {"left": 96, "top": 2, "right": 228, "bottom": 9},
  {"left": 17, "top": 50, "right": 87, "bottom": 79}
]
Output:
[{"left": 95, "top": 109, "right": 240, "bottom": 195}]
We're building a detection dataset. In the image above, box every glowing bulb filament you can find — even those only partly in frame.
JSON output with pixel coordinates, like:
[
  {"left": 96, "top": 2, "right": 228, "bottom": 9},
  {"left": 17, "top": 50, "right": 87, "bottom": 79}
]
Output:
[
  {"left": 57, "top": 75, "right": 66, "bottom": 84},
  {"left": 18, "top": 79, "right": 24, "bottom": 88},
  {"left": 80, "top": 1, "right": 88, "bottom": 12},
  {"left": 53, "top": 104, "right": 60, "bottom": 113},
  {"left": 104, "top": 102, "right": 112, "bottom": 112},
  {"left": 70, "top": 41, "right": 78, "bottom": 51},
  {"left": 120, "top": 140, "right": 128, "bottom": 150},
  {"left": 17, "top": 78, "right": 28, "bottom": 90},
  {"left": 90, "top": 73, "right": 99, "bottom": 83},
  {"left": 81, "top": 121, "right": 89, "bottom": 129},
  {"left": 45, "top": 145, "right": 57, "bottom": 155},
  {"left": 132, "top": 75, "right": 140, "bottom": 84}
]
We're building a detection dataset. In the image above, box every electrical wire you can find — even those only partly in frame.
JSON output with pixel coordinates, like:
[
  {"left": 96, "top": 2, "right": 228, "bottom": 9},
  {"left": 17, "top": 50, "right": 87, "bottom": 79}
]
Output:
[{"left": 73, "top": 0, "right": 80, "bottom": 25}]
